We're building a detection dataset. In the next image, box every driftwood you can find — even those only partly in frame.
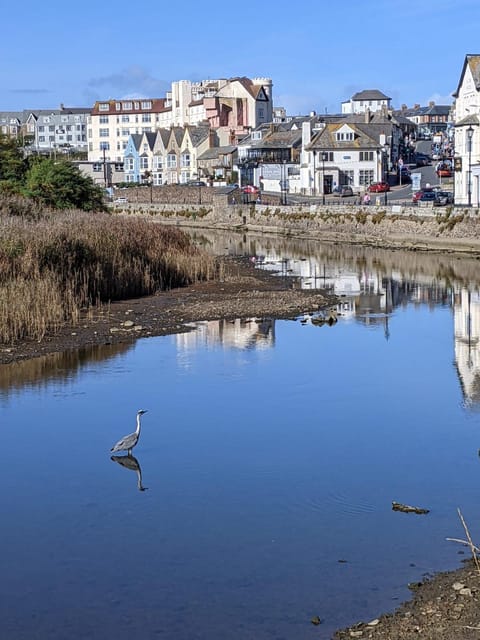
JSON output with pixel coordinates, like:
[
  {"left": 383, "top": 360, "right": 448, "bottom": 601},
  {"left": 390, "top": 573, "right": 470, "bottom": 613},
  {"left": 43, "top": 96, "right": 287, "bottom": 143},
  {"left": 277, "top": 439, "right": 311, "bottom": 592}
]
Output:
[{"left": 392, "top": 501, "right": 430, "bottom": 514}]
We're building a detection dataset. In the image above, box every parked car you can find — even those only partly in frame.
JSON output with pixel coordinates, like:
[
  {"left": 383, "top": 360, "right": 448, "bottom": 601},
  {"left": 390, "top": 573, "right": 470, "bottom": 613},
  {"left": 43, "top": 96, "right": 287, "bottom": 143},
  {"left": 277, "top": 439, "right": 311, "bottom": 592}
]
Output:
[
  {"left": 332, "top": 185, "right": 354, "bottom": 197},
  {"left": 241, "top": 185, "right": 260, "bottom": 194},
  {"left": 398, "top": 167, "right": 411, "bottom": 182},
  {"left": 436, "top": 166, "right": 452, "bottom": 178},
  {"left": 413, "top": 189, "right": 437, "bottom": 203},
  {"left": 415, "top": 153, "right": 431, "bottom": 167},
  {"left": 434, "top": 191, "right": 454, "bottom": 206},
  {"left": 368, "top": 182, "right": 390, "bottom": 193},
  {"left": 186, "top": 180, "right": 207, "bottom": 187}
]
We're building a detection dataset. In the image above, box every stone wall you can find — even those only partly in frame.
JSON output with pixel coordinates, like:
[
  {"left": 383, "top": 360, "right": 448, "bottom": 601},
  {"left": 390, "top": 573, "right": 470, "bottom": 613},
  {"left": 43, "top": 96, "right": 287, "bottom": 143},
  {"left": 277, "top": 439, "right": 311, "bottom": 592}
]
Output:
[{"left": 111, "top": 196, "right": 480, "bottom": 254}]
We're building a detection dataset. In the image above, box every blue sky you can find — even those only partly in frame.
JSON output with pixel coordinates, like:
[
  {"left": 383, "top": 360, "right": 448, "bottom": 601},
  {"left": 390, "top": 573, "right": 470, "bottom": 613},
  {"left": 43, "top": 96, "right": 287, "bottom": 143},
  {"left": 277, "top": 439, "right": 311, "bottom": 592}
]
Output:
[{"left": 1, "top": 0, "right": 479, "bottom": 115}]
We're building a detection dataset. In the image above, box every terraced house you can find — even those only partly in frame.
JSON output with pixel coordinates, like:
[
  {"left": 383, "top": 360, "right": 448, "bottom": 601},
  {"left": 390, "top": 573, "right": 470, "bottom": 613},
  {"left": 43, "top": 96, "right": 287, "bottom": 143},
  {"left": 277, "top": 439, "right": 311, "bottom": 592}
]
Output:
[{"left": 123, "top": 125, "right": 215, "bottom": 184}]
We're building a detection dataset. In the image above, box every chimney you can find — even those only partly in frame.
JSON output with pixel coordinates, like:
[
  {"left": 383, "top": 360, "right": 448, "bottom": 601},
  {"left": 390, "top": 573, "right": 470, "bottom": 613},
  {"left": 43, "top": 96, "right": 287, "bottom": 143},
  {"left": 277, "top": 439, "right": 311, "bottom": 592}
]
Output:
[
  {"left": 401, "top": 104, "right": 407, "bottom": 111},
  {"left": 429, "top": 101, "right": 435, "bottom": 107},
  {"left": 365, "top": 108, "right": 371, "bottom": 123}
]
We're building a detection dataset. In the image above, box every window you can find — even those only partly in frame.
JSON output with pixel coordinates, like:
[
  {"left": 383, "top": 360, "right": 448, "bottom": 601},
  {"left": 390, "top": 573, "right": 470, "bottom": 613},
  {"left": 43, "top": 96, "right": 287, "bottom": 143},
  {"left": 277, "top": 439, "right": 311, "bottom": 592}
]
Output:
[
  {"left": 134, "top": 102, "right": 139, "bottom": 110},
  {"left": 122, "top": 129, "right": 129, "bottom": 136},
  {"left": 359, "top": 151, "right": 374, "bottom": 161},
  {"left": 344, "top": 170, "right": 354, "bottom": 185},
  {"left": 100, "top": 142, "right": 110, "bottom": 150},
  {"left": 99, "top": 103, "right": 109, "bottom": 111},
  {"left": 116, "top": 103, "right": 121, "bottom": 111},
  {"left": 99, "top": 115, "right": 109, "bottom": 124},
  {"left": 259, "top": 108, "right": 264, "bottom": 118},
  {"left": 38, "top": 125, "right": 44, "bottom": 132},
  {"left": 99, "top": 128, "right": 109, "bottom": 137},
  {"left": 180, "top": 152, "right": 191, "bottom": 168},
  {"left": 124, "top": 158, "right": 134, "bottom": 172},
  {"left": 336, "top": 131, "right": 354, "bottom": 141},
  {"left": 141, "top": 101, "right": 152, "bottom": 110},
  {"left": 39, "top": 136, "right": 45, "bottom": 142},
  {"left": 93, "top": 163, "right": 102, "bottom": 172},
  {"left": 122, "top": 115, "right": 130, "bottom": 123},
  {"left": 114, "top": 162, "right": 124, "bottom": 171},
  {"left": 140, "top": 157, "right": 149, "bottom": 169},
  {"left": 141, "top": 114, "right": 151, "bottom": 123},
  {"left": 153, "top": 156, "right": 163, "bottom": 170},
  {"left": 123, "top": 102, "right": 132, "bottom": 110},
  {"left": 49, "top": 126, "right": 55, "bottom": 132},
  {"left": 167, "top": 153, "right": 177, "bottom": 168},
  {"left": 359, "top": 170, "right": 374, "bottom": 186}
]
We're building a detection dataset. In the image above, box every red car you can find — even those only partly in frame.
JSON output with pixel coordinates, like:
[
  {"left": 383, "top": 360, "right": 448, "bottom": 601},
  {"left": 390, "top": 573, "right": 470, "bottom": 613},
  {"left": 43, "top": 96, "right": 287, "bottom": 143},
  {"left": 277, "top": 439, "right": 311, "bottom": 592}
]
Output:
[
  {"left": 368, "top": 182, "right": 390, "bottom": 193},
  {"left": 241, "top": 185, "right": 259, "bottom": 194},
  {"left": 437, "top": 168, "right": 452, "bottom": 178}
]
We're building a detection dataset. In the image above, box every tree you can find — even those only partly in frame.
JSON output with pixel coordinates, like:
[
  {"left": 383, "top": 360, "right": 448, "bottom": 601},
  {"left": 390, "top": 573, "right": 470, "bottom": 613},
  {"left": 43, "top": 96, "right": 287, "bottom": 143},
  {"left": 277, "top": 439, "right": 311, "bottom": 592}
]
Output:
[
  {"left": 24, "top": 158, "right": 107, "bottom": 211},
  {"left": 0, "top": 133, "right": 28, "bottom": 191}
]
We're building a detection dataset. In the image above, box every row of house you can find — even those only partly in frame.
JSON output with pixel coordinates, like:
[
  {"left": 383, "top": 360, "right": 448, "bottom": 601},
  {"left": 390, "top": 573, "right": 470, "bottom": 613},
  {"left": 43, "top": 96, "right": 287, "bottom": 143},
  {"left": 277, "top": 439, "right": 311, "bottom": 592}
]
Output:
[{"left": 2, "top": 58, "right": 479, "bottom": 205}]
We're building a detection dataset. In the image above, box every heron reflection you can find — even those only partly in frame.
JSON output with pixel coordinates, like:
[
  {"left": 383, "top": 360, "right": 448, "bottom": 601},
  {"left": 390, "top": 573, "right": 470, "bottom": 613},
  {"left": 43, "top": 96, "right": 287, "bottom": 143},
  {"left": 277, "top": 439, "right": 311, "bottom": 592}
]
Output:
[{"left": 111, "top": 454, "right": 148, "bottom": 491}]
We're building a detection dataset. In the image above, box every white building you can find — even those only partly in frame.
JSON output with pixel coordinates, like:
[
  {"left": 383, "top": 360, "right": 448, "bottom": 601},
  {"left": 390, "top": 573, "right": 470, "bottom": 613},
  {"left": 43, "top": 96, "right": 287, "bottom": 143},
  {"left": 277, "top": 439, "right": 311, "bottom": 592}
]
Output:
[
  {"left": 452, "top": 54, "right": 480, "bottom": 206},
  {"left": 341, "top": 90, "right": 391, "bottom": 115}
]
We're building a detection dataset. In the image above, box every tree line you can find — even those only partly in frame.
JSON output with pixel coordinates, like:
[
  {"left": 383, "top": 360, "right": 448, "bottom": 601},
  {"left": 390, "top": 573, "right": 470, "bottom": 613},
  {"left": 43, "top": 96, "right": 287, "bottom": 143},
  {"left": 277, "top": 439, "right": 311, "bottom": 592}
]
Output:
[{"left": 0, "top": 134, "right": 106, "bottom": 211}]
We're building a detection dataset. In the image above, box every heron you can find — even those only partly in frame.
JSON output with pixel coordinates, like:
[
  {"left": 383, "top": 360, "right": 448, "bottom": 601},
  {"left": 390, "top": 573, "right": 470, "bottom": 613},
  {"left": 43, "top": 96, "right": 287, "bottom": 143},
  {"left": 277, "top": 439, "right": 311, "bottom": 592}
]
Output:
[{"left": 110, "top": 409, "right": 148, "bottom": 455}]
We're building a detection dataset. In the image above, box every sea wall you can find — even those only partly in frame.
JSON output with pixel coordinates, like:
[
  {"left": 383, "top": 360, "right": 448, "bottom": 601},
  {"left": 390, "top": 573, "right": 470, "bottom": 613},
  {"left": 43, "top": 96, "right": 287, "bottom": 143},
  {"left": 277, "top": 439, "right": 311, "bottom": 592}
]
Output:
[{"left": 111, "top": 198, "right": 480, "bottom": 255}]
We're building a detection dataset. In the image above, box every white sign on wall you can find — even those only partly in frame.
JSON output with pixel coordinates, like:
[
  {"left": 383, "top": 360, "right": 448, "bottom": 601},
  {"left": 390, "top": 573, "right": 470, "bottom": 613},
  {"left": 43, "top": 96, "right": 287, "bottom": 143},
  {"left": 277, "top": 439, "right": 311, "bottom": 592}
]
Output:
[{"left": 411, "top": 172, "right": 422, "bottom": 191}]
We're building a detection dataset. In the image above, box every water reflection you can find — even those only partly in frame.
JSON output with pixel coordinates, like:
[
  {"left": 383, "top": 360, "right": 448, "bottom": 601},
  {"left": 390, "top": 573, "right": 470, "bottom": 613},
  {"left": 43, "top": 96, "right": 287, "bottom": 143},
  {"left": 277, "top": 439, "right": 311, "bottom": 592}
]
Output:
[
  {"left": 111, "top": 454, "right": 147, "bottom": 491},
  {"left": 177, "top": 318, "right": 275, "bottom": 351},
  {"left": 0, "top": 343, "right": 133, "bottom": 397},
  {"left": 187, "top": 228, "right": 480, "bottom": 407}
]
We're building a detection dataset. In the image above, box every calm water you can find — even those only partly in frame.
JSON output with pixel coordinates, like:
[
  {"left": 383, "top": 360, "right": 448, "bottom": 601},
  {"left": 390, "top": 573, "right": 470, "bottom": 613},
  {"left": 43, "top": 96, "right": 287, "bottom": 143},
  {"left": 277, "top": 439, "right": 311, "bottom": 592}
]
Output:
[{"left": 2, "top": 231, "right": 480, "bottom": 640}]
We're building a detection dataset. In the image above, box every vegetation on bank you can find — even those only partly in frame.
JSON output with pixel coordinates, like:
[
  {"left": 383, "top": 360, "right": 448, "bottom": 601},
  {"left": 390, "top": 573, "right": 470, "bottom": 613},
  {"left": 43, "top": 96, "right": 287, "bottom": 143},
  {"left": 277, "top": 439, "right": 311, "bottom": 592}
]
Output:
[
  {"left": 0, "top": 195, "right": 217, "bottom": 344},
  {"left": 0, "top": 133, "right": 105, "bottom": 211}
]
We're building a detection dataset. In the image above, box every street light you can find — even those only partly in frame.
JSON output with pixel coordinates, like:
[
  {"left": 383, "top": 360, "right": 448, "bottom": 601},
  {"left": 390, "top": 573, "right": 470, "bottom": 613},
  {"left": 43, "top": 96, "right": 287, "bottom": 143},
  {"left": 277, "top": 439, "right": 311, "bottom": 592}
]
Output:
[
  {"left": 312, "top": 150, "right": 316, "bottom": 196},
  {"left": 467, "top": 125, "right": 474, "bottom": 207},
  {"left": 383, "top": 149, "right": 388, "bottom": 206},
  {"left": 321, "top": 151, "right": 328, "bottom": 205}
]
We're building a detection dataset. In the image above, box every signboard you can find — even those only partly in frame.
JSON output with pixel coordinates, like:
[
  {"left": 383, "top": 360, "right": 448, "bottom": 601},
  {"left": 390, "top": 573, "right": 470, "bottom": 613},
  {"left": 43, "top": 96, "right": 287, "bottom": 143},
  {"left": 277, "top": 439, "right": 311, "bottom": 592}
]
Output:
[
  {"left": 398, "top": 157, "right": 403, "bottom": 167},
  {"left": 454, "top": 157, "right": 462, "bottom": 172},
  {"left": 411, "top": 172, "right": 422, "bottom": 192}
]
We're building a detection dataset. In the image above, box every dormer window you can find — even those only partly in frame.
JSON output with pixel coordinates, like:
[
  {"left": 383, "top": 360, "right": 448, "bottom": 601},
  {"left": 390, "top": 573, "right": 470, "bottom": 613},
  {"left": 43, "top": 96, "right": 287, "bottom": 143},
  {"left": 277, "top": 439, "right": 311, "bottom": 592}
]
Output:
[
  {"left": 336, "top": 131, "right": 354, "bottom": 141},
  {"left": 251, "top": 131, "right": 262, "bottom": 140}
]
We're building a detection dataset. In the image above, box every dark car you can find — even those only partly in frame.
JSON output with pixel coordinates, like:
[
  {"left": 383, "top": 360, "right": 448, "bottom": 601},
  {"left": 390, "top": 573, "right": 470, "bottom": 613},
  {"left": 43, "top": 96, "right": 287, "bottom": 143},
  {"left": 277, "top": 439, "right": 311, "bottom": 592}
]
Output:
[
  {"left": 186, "top": 180, "right": 207, "bottom": 187},
  {"left": 434, "top": 191, "right": 454, "bottom": 206},
  {"left": 368, "top": 181, "right": 390, "bottom": 193},
  {"left": 332, "top": 185, "right": 354, "bottom": 197},
  {"left": 415, "top": 153, "right": 431, "bottom": 167}
]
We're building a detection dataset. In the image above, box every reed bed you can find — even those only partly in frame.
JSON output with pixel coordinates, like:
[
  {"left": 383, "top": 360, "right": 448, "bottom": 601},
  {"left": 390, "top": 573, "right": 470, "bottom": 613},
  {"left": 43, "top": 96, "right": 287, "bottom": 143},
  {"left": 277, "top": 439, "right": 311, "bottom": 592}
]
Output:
[{"left": 0, "top": 199, "right": 217, "bottom": 344}]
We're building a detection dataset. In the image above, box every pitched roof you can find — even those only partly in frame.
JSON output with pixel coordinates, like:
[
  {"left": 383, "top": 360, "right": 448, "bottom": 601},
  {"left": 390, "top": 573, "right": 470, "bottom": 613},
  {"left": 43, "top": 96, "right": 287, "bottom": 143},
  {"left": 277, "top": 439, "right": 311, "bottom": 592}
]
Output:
[
  {"left": 452, "top": 54, "right": 480, "bottom": 98},
  {"left": 351, "top": 89, "right": 391, "bottom": 101}
]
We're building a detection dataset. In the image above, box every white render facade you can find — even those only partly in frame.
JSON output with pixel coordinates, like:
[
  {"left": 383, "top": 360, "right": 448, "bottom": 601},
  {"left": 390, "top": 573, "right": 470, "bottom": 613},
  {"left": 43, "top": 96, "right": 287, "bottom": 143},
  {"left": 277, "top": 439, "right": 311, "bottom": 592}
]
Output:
[
  {"left": 452, "top": 55, "right": 480, "bottom": 207},
  {"left": 341, "top": 89, "right": 392, "bottom": 115}
]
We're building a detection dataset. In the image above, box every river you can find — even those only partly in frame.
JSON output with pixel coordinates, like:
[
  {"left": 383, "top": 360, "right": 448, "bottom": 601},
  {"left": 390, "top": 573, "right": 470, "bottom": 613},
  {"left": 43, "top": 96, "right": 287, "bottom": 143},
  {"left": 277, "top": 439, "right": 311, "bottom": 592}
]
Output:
[{"left": 1, "top": 230, "right": 480, "bottom": 640}]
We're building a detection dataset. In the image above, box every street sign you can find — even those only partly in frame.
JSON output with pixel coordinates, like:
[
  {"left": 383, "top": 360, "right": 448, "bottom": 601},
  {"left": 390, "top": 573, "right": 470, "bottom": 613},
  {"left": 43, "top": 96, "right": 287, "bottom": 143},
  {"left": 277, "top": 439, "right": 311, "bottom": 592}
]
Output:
[{"left": 398, "top": 157, "right": 404, "bottom": 167}]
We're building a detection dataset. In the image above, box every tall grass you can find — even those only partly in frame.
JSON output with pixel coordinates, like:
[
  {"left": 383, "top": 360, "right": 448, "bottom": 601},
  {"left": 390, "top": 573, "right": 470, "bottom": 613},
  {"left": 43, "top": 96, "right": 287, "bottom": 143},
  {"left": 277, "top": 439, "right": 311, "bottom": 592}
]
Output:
[{"left": 0, "top": 197, "right": 217, "bottom": 343}]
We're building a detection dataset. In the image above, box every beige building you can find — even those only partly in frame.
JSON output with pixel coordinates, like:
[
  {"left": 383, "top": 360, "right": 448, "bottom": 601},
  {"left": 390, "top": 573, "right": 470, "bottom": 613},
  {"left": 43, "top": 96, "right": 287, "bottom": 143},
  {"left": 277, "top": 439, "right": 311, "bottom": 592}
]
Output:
[{"left": 87, "top": 76, "right": 273, "bottom": 164}]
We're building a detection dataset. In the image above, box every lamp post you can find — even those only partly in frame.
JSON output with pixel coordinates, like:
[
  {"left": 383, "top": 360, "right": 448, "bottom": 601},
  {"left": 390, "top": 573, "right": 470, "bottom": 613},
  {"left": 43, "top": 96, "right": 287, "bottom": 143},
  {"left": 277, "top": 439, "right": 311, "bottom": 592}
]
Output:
[
  {"left": 383, "top": 150, "right": 388, "bottom": 206},
  {"left": 321, "top": 151, "right": 327, "bottom": 205},
  {"left": 467, "top": 125, "right": 474, "bottom": 207},
  {"left": 312, "top": 150, "right": 316, "bottom": 196}
]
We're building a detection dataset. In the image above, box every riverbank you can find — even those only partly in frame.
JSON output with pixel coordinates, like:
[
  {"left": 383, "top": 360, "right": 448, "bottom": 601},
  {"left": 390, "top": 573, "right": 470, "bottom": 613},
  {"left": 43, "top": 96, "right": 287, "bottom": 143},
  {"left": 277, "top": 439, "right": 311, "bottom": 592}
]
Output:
[{"left": 0, "top": 255, "right": 336, "bottom": 366}]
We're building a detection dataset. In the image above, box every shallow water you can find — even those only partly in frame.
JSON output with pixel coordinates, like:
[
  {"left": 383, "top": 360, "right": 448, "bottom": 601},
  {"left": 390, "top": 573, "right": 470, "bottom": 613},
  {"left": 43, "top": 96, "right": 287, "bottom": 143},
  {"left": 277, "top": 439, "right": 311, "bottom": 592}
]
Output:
[{"left": 1, "top": 233, "right": 480, "bottom": 639}]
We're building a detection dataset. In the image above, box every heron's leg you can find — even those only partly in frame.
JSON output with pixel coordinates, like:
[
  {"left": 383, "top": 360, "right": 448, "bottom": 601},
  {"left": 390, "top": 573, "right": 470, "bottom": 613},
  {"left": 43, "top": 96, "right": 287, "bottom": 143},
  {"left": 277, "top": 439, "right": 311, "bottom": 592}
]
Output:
[{"left": 128, "top": 448, "right": 132, "bottom": 456}]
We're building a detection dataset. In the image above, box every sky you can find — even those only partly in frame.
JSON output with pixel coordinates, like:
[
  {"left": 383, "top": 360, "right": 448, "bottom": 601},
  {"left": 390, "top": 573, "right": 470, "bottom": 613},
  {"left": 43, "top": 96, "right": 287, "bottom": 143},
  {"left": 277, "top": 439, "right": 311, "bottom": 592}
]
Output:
[{"left": 1, "top": 0, "right": 479, "bottom": 116}]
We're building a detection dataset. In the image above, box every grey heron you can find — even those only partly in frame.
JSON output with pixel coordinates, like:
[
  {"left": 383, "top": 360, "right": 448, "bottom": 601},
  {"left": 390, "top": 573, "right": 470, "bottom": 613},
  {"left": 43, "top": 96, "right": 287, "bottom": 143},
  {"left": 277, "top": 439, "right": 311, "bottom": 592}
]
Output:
[{"left": 110, "top": 409, "right": 148, "bottom": 455}]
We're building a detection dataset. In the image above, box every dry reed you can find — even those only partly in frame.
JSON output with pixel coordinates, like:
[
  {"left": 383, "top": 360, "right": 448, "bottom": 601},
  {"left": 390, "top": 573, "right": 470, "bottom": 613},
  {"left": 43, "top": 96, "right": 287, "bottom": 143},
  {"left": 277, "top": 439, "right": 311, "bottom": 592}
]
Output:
[{"left": 0, "top": 199, "right": 217, "bottom": 344}]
